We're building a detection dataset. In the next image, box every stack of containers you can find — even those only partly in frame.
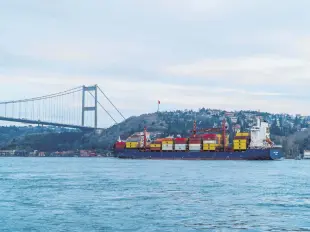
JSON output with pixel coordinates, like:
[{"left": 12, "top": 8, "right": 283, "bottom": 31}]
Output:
[
  {"left": 162, "top": 138, "right": 174, "bottom": 151},
  {"left": 233, "top": 134, "right": 250, "bottom": 150},
  {"left": 189, "top": 136, "right": 202, "bottom": 151},
  {"left": 174, "top": 138, "right": 188, "bottom": 151},
  {"left": 150, "top": 141, "right": 161, "bottom": 151},
  {"left": 216, "top": 134, "right": 230, "bottom": 146},
  {"left": 202, "top": 134, "right": 217, "bottom": 151}
]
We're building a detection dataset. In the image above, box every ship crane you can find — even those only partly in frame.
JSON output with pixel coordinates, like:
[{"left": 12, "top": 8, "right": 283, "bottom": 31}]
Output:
[{"left": 190, "top": 119, "right": 228, "bottom": 151}]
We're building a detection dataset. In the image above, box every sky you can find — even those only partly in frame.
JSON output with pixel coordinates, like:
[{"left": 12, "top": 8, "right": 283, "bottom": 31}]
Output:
[{"left": 1, "top": 0, "right": 310, "bottom": 127}]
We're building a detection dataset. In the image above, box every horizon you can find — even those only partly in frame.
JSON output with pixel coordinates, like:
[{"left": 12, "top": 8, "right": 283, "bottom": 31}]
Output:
[{"left": 1, "top": 1, "right": 310, "bottom": 127}]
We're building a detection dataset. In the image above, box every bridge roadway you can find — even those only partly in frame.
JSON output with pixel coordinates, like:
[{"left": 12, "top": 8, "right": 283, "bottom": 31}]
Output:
[{"left": 0, "top": 116, "right": 103, "bottom": 131}]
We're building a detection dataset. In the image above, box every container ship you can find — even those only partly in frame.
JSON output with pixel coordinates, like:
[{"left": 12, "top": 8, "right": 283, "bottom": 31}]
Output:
[{"left": 113, "top": 117, "right": 283, "bottom": 160}]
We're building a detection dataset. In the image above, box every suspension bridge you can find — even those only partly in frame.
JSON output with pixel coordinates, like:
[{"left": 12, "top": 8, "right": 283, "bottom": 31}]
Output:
[{"left": 0, "top": 85, "right": 125, "bottom": 131}]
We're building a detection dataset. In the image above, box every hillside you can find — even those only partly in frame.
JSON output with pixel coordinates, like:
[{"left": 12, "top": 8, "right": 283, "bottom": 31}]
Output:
[
  {"left": 1, "top": 108, "right": 310, "bottom": 158},
  {"left": 87, "top": 109, "right": 310, "bottom": 157}
]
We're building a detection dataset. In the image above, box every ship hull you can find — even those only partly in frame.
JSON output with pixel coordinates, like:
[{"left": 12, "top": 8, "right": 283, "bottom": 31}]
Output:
[{"left": 113, "top": 148, "right": 283, "bottom": 160}]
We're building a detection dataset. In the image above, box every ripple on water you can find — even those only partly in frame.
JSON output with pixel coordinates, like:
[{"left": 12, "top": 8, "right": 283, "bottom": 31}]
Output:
[{"left": 1, "top": 158, "right": 310, "bottom": 231}]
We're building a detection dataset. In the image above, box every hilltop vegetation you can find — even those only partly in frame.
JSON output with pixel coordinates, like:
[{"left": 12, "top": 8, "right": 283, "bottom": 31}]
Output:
[
  {"left": 1, "top": 108, "right": 310, "bottom": 158},
  {"left": 87, "top": 108, "right": 310, "bottom": 158}
]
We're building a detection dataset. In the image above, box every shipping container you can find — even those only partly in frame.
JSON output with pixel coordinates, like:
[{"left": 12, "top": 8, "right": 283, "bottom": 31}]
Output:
[
  {"left": 189, "top": 141, "right": 201, "bottom": 144},
  {"left": 202, "top": 134, "right": 217, "bottom": 139},
  {"left": 155, "top": 138, "right": 173, "bottom": 142},
  {"left": 162, "top": 138, "right": 174, "bottom": 141},
  {"left": 174, "top": 138, "right": 188, "bottom": 144},
  {"left": 126, "top": 142, "right": 139, "bottom": 148},
  {"left": 162, "top": 144, "right": 174, "bottom": 150},
  {"left": 203, "top": 140, "right": 216, "bottom": 144},
  {"left": 174, "top": 138, "right": 188, "bottom": 142},
  {"left": 203, "top": 144, "right": 217, "bottom": 151},
  {"left": 175, "top": 144, "right": 187, "bottom": 150},
  {"left": 233, "top": 139, "right": 247, "bottom": 144},
  {"left": 162, "top": 141, "right": 174, "bottom": 145},
  {"left": 189, "top": 144, "right": 201, "bottom": 151},
  {"left": 233, "top": 145, "right": 246, "bottom": 150},
  {"left": 150, "top": 144, "right": 161, "bottom": 148},
  {"left": 150, "top": 147, "right": 161, "bottom": 151},
  {"left": 236, "top": 132, "right": 249, "bottom": 137},
  {"left": 189, "top": 138, "right": 201, "bottom": 141}
]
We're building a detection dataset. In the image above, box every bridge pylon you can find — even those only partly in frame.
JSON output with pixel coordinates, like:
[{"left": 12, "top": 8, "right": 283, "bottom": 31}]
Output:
[{"left": 82, "top": 85, "right": 98, "bottom": 128}]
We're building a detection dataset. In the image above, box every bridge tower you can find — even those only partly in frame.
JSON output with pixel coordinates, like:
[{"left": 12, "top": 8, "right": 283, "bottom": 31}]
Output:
[{"left": 82, "top": 85, "right": 98, "bottom": 128}]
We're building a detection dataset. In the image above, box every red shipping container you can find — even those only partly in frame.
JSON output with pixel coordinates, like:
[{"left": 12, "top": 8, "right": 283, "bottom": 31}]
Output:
[
  {"left": 174, "top": 138, "right": 188, "bottom": 144},
  {"left": 189, "top": 141, "right": 201, "bottom": 144},
  {"left": 175, "top": 141, "right": 187, "bottom": 144},
  {"left": 175, "top": 138, "right": 188, "bottom": 142},
  {"left": 189, "top": 138, "right": 201, "bottom": 141},
  {"left": 202, "top": 134, "right": 217, "bottom": 139},
  {"left": 153, "top": 141, "right": 162, "bottom": 144}
]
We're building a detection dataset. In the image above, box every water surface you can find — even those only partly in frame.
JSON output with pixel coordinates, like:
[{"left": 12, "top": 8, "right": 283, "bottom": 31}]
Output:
[{"left": 1, "top": 158, "right": 310, "bottom": 231}]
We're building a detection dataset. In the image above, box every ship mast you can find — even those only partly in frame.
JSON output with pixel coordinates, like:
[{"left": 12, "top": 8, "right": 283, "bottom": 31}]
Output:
[
  {"left": 222, "top": 118, "right": 226, "bottom": 152},
  {"left": 193, "top": 120, "right": 197, "bottom": 137},
  {"left": 143, "top": 126, "right": 147, "bottom": 149}
]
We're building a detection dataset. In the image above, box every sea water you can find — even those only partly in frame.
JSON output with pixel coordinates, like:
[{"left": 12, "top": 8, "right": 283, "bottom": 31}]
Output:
[{"left": 1, "top": 158, "right": 310, "bottom": 232}]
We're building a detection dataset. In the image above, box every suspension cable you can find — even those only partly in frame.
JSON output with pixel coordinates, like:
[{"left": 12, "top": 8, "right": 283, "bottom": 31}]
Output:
[
  {"left": 87, "top": 92, "right": 118, "bottom": 124},
  {"left": 0, "top": 86, "right": 83, "bottom": 104},
  {"left": 97, "top": 86, "right": 126, "bottom": 120}
]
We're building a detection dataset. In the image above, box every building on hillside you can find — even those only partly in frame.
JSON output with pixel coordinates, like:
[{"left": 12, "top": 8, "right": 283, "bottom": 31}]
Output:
[
  {"left": 230, "top": 117, "right": 238, "bottom": 123},
  {"left": 304, "top": 150, "right": 310, "bottom": 159}
]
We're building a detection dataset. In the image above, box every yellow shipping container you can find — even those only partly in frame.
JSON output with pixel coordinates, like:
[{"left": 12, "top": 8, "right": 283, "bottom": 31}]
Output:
[
  {"left": 162, "top": 141, "right": 173, "bottom": 145},
  {"left": 126, "top": 142, "right": 139, "bottom": 148},
  {"left": 233, "top": 144, "right": 247, "bottom": 150},
  {"left": 150, "top": 144, "right": 161, "bottom": 148},
  {"left": 233, "top": 139, "right": 247, "bottom": 144},
  {"left": 203, "top": 147, "right": 216, "bottom": 151},
  {"left": 216, "top": 135, "right": 229, "bottom": 145},
  {"left": 203, "top": 144, "right": 217, "bottom": 151},
  {"left": 236, "top": 132, "right": 249, "bottom": 137}
]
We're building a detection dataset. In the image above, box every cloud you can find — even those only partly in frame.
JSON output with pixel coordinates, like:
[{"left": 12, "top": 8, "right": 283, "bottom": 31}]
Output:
[
  {"left": 164, "top": 54, "right": 310, "bottom": 87},
  {"left": 1, "top": 0, "right": 310, "bottom": 127}
]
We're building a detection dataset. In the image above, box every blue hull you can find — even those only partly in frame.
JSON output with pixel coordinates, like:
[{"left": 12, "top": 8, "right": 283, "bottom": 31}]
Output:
[{"left": 114, "top": 148, "right": 283, "bottom": 160}]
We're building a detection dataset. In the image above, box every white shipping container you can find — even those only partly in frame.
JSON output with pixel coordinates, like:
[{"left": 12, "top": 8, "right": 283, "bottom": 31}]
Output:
[
  {"left": 189, "top": 144, "right": 201, "bottom": 151},
  {"left": 203, "top": 140, "right": 216, "bottom": 144},
  {"left": 162, "top": 144, "right": 173, "bottom": 150},
  {"left": 175, "top": 144, "right": 187, "bottom": 150}
]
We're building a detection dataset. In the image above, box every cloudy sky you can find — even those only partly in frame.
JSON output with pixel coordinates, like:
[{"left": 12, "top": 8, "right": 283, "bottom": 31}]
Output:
[{"left": 1, "top": 0, "right": 310, "bottom": 126}]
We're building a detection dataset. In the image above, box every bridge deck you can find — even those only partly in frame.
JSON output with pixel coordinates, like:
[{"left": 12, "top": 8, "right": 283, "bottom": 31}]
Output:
[{"left": 0, "top": 116, "right": 102, "bottom": 131}]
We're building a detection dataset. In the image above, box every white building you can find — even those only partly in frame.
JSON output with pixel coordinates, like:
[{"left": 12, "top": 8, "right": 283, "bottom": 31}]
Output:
[{"left": 304, "top": 150, "right": 310, "bottom": 159}]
